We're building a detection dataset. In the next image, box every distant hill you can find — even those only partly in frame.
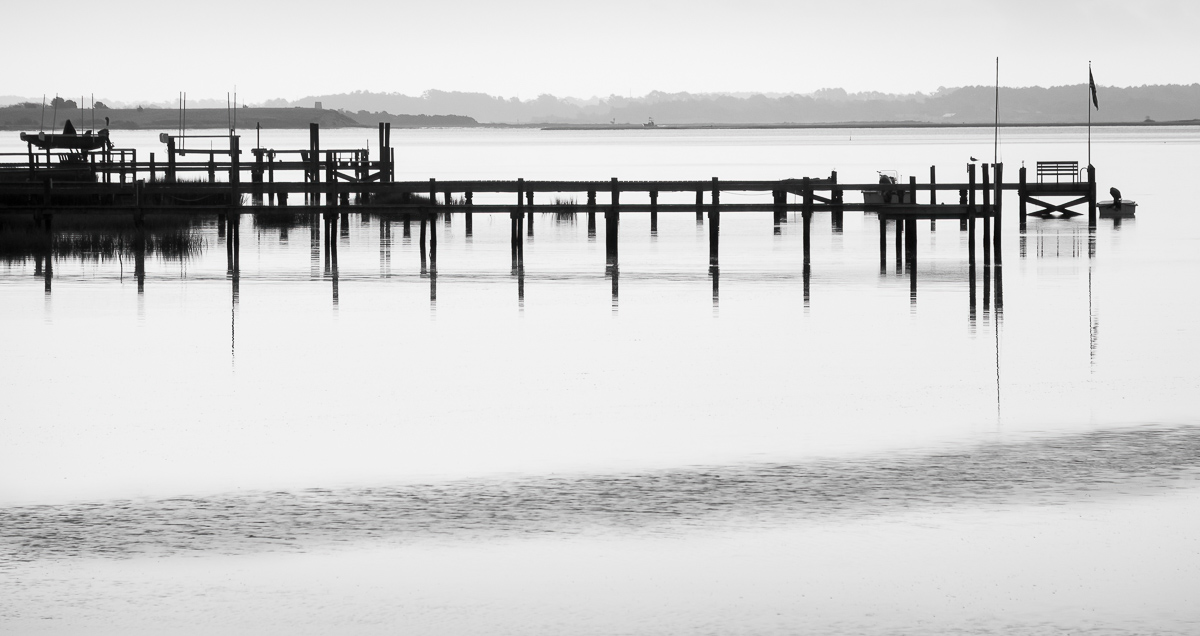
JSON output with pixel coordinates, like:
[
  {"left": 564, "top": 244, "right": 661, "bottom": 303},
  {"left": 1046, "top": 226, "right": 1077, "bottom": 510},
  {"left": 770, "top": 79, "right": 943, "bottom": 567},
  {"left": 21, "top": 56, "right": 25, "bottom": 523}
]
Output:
[
  {"left": 0, "top": 106, "right": 476, "bottom": 132},
  {"left": 282, "top": 85, "right": 1200, "bottom": 125}
]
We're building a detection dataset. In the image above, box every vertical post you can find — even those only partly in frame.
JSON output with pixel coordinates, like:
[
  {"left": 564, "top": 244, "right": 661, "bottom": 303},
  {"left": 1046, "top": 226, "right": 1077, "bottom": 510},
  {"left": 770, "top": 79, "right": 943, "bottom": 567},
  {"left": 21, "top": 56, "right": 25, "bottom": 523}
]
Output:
[
  {"left": 526, "top": 188, "right": 534, "bottom": 236},
  {"left": 517, "top": 178, "right": 525, "bottom": 267},
  {"left": 929, "top": 165, "right": 936, "bottom": 231},
  {"left": 443, "top": 191, "right": 453, "bottom": 224},
  {"left": 650, "top": 190, "right": 658, "bottom": 233},
  {"left": 879, "top": 215, "right": 887, "bottom": 272},
  {"left": 208, "top": 152, "right": 216, "bottom": 182},
  {"left": 608, "top": 178, "right": 620, "bottom": 267},
  {"left": 26, "top": 141, "right": 34, "bottom": 181},
  {"left": 166, "top": 137, "right": 176, "bottom": 183},
  {"left": 1087, "top": 164, "right": 1097, "bottom": 227},
  {"left": 709, "top": 177, "right": 720, "bottom": 269},
  {"left": 587, "top": 190, "right": 597, "bottom": 238},
  {"left": 378, "top": 122, "right": 386, "bottom": 181},
  {"left": 652, "top": 192, "right": 662, "bottom": 236},
  {"left": 994, "top": 162, "right": 1003, "bottom": 265},
  {"left": 268, "top": 152, "right": 275, "bottom": 206},
  {"left": 831, "top": 171, "right": 844, "bottom": 233},
  {"left": 465, "top": 191, "right": 474, "bottom": 236},
  {"left": 149, "top": 152, "right": 156, "bottom": 184},
  {"left": 982, "top": 163, "right": 991, "bottom": 264},
  {"left": 908, "top": 175, "right": 917, "bottom": 211},
  {"left": 695, "top": 189, "right": 703, "bottom": 222},
  {"left": 802, "top": 177, "right": 812, "bottom": 265},
  {"left": 968, "top": 163, "right": 977, "bottom": 265},
  {"left": 309, "top": 123, "right": 320, "bottom": 205},
  {"left": 230, "top": 135, "right": 240, "bottom": 206},
  {"left": 384, "top": 123, "right": 392, "bottom": 182},
  {"left": 1019, "top": 165, "right": 1028, "bottom": 225}
]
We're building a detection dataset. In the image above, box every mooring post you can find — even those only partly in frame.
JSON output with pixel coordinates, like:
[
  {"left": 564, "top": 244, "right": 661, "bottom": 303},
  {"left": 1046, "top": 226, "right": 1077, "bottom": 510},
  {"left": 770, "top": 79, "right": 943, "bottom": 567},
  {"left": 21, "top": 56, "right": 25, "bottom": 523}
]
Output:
[
  {"left": 385, "top": 123, "right": 392, "bottom": 182},
  {"left": 772, "top": 190, "right": 783, "bottom": 226},
  {"left": 268, "top": 152, "right": 275, "bottom": 205},
  {"left": 166, "top": 137, "right": 176, "bottom": 183},
  {"left": 695, "top": 189, "right": 704, "bottom": 222},
  {"left": 709, "top": 177, "right": 721, "bottom": 269},
  {"left": 905, "top": 217, "right": 916, "bottom": 267},
  {"left": 982, "top": 163, "right": 991, "bottom": 264},
  {"left": 831, "top": 171, "right": 844, "bottom": 233},
  {"left": 895, "top": 214, "right": 903, "bottom": 269},
  {"left": 650, "top": 190, "right": 659, "bottom": 233},
  {"left": 1018, "top": 165, "right": 1028, "bottom": 227},
  {"left": 967, "top": 163, "right": 977, "bottom": 264},
  {"left": 230, "top": 135, "right": 240, "bottom": 206},
  {"left": 465, "top": 191, "right": 474, "bottom": 236},
  {"left": 526, "top": 188, "right": 534, "bottom": 236},
  {"left": 879, "top": 215, "right": 887, "bottom": 272},
  {"left": 909, "top": 175, "right": 917, "bottom": 213},
  {"left": 208, "top": 152, "right": 215, "bottom": 182},
  {"left": 1087, "top": 164, "right": 1097, "bottom": 227},
  {"left": 26, "top": 141, "right": 34, "bottom": 181},
  {"left": 587, "top": 190, "right": 597, "bottom": 237},
  {"left": 429, "top": 178, "right": 437, "bottom": 219},
  {"left": 148, "top": 152, "right": 156, "bottom": 184},
  {"left": 517, "top": 178, "right": 526, "bottom": 267},
  {"left": 309, "top": 123, "right": 320, "bottom": 205},
  {"left": 443, "top": 191, "right": 453, "bottom": 224},
  {"left": 608, "top": 178, "right": 620, "bottom": 267},
  {"left": 929, "top": 165, "right": 937, "bottom": 231},
  {"left": 994, "top": 162, "right": 1003, "bottom": 265},
  {"left": 802, "top": 177, "right": 813, "bottom": 265},
  {"left": 429, "top": 204, "right": 438, "bottom": 271},
  {"left": 420, "top": 213, "right": 428, "bottom": 270}
]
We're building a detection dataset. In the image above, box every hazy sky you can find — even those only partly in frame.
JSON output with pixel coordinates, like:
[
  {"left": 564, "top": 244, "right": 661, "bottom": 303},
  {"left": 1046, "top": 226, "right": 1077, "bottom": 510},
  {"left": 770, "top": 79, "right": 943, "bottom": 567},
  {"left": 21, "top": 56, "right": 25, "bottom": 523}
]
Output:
[{"left": 6, "top": 0, "right": 1196, "bottom": 103}]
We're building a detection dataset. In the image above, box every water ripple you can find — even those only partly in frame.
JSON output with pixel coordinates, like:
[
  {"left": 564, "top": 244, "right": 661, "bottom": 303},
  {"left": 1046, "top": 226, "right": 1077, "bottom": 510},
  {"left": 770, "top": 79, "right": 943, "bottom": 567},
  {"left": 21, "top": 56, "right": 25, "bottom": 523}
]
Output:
[{"left": 2, "top": 424, "right": 1197, "bottom": 564}]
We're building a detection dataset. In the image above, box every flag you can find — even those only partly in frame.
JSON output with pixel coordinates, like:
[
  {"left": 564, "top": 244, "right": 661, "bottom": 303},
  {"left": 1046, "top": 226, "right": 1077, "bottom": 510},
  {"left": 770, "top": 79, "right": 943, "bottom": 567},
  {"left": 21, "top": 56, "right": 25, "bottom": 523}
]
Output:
[{"left": 1089, "top": 69, "right": 1099, "bottom": 110}]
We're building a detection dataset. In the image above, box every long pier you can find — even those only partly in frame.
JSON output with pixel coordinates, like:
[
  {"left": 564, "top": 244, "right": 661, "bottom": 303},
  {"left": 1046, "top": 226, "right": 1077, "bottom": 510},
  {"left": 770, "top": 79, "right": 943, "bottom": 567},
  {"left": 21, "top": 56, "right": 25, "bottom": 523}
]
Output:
[{"left": 2, "top": 123, "right": 1099, "bottom": 277}]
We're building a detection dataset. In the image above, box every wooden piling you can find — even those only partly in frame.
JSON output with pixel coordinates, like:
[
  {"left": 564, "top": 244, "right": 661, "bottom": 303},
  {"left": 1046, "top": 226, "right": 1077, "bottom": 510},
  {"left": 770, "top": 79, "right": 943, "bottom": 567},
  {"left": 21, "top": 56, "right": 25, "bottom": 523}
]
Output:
[
  {"left": 831, "top": 170, "right": 843, "bottom": 232},
  {"left": 608, "top": 178, "right": 620, "bottom": 266},
  {"left": 420, "top": 215, "right": 428, "bottom": 270},
  {"left": 695, "top": 190, "right": 703, "bottom": 222},
  {"left": 517, "top": 178, "right": 525, "bottom": 267},
  {"left": 709, "top": 177, "right": 720, "bottom": 268},
  {"left": 982, "top": 163, "right": 991, "bottom": 264},
  {"left": 586, "top": 190, "right": 597, "bottom": 236},
  {"left": 166, "top": 137, "right": 176, "bottom": 183},
  {"left": 465, "top": 191, "right": 474, "bottom": 236},
  {"left": 994, "top": 162, "right": 1003, "bottom": 265},
  {"left": 309, "top": 124, "right": 320, "bottom": 205},
  {"left": 230, "top": 136, "right": 240, "bottom": 205},
  {"left": 1087, "top": 164, "right": 1097, "bottom": 227},
  {"left": 444, "top": 191, "right": 453, "bottom": 224},
  {"left": 526, "top": 189, "right": 534, "bottom": 236},
  {"left": 1018, "top": 165, "right": 1028, "bottom": 226},
  {"left": 802, "top": 177, "right": 813, "bottom": 265},
  {"left": 650, "top": 190, "right": 659, "bottom": 233},
  {"left": 879, "top": 216, "right": 887, "bottom": 272},
  {"left": 967, "top": 164, "right": 977, "bottom": 264}
]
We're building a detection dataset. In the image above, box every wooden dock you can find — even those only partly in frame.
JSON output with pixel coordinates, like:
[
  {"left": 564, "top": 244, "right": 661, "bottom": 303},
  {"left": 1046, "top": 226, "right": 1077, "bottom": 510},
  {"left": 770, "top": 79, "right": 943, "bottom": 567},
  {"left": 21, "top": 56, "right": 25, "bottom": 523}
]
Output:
[{"left": 2, "top": 123, "right": 1099, "bottom": 280}]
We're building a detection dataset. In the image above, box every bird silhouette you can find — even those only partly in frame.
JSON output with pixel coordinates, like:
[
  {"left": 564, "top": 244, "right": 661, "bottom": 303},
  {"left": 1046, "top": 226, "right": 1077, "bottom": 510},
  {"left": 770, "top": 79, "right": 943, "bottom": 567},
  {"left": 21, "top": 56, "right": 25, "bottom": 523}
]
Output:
[{"left": 969, "top": 156, "right": 978, "bottom": 161}]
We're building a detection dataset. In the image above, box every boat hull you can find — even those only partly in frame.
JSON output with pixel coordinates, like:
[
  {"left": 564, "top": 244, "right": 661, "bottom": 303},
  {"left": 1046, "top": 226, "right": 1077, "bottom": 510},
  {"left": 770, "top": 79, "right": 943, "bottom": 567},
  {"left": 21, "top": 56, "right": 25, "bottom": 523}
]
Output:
[{"left": 1098, "top": 200, "right": 1136, "bottom": 218}]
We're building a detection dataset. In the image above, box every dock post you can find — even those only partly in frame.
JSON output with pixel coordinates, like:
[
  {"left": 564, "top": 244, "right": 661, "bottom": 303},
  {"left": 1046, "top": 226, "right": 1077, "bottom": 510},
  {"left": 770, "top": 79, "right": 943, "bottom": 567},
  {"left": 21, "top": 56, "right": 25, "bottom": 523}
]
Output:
[
  {"left": 268, "top": 152, "right": 275, "bottom": 205},
  {"left": 26, "top": 141, "right": 34, "bottom": 181},
  {"left": 309, "top": 124, "right": 320, "bottom": 205},
  {"left": 517, "top": 178, "right": 526, "bottom": 267},
  {"left": 526, "top": 189, "right": 534, "bottom": 236},
  {"left": 967, "top": 163, "right": 977, "bottom": 265},
  {"left": 587, "top": 190, "right": 597, "bottom": 238},
  {"left": 148, "top": 153, "right": 156, "bottom": 184},
  {"left": 802, "top": 177, "right": 812, "bottom": 265},
  {"left": 1018, "top": 166, "right": 1027, "bottom": 228},
  {"left": 1087, "top": 164, "right": 1097, "bottom": 227},
  {"left": 444, "top": 191, "right": 453, "bottom": 225},
  {"left": 695, "top": 189, "right": 703, "bottom": 222},
  {"left": 650, "top": 190, "right": 658, "bottom": 234},
  {"left": 709, "top": 177, "right": 720, "bottom": 269},
  {"left": 429, "top": 178, "right": 437, "bottom": 217},
  {"left": 430, "top": 206, "right": 438, "bottom": 272},
  {"left": 326, "top": 151, "right": 336, "bottom": 209},
  {"left": 929, "top": 165, "right": 937, "bottom": 231},
  {"left": 982, "top": 163, "right": 991, "bottom": 264},
  {"left": 772, "top": 190, "right": 783, "bottom": 227},
  {"left": 607, "top": 178, "right": 620, "bottom": 267},
  {"left": 208, "top": 152, "right": 216, "bottom": 182},
  {"left": 420, "top": 213, "right": 428, "bottom": 271},
  {"left": 895, "top": 215, "right": 903, "bottom": 270},
  {"left": 909, "top": 175, "right": 917, "bottom": 212},
  {"left": 831, "top": 171, "right": 844, "bottom": 233},
  {"left": 230, "top": 135, "right": 240, "bottom": 206},
  {"left": 905, "top": 217, "right": 916, "bottom": 267},
  {"left": 994, "top": 162, "right": 1003, "bottom": 265},
  {"left": 465, "top": 191, "right": 474, "bottom": 236},
  {"left": 879, "top": 216, "right": 887, "bottom": 273},
  {"left": 166, "top": 137, "right": 176, "bottom": 183}
]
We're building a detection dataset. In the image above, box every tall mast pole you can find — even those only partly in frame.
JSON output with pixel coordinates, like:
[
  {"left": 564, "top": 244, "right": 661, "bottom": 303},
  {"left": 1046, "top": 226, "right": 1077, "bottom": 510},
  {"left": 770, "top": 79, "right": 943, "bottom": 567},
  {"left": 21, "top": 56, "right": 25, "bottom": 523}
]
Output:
[
  {"left": 1088, "top": 61, "right": 1092, "bottom": 167},
  {"left": 994, "top": 57, "right": 999, "bottom": 165}
]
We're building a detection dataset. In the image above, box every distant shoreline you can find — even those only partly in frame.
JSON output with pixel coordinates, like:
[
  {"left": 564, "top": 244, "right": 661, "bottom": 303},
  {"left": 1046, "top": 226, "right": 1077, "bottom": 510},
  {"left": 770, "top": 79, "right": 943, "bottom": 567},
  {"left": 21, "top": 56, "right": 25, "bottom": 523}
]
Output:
[{"left": 538, "top": 120, "right": 1200, "bottom": 131}]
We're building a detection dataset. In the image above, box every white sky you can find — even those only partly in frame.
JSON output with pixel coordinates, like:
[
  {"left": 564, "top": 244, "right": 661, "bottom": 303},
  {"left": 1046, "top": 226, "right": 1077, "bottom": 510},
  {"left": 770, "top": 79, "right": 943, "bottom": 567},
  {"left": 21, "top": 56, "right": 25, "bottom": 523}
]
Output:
[{"left": 5, "top": 0, "right": 1196, "bottom": 103}]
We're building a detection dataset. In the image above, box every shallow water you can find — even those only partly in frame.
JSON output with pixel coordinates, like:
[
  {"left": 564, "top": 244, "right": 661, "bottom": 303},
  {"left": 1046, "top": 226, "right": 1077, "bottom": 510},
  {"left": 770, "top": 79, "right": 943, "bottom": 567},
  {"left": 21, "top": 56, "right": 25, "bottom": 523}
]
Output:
[{"left": 1, "top": 126, "right": 1198, "bottom": 634}]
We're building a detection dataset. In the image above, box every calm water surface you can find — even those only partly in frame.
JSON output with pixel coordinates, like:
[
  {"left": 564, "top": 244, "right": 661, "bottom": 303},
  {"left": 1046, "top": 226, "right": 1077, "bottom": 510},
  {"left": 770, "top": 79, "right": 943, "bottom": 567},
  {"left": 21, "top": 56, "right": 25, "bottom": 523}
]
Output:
[{"left": 1, "top": 126, "right": 1198, "bottom": 634}]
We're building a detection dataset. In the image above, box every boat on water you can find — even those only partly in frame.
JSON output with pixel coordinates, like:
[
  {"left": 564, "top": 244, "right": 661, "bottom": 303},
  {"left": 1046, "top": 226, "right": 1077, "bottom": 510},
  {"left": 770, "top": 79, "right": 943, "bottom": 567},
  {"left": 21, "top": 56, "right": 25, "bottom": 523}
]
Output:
[
  {"left": 6, "top": 120, "right": 113, "bottom": 182},
  {"left": 861, "top": 171, "right": 913, "bottom": 205},
  {"left": 642, "top": 117, "right": 657, "bottom": 128},
  {"left": 1097, "top": 199, "right": 1137, "bottom": 218}
]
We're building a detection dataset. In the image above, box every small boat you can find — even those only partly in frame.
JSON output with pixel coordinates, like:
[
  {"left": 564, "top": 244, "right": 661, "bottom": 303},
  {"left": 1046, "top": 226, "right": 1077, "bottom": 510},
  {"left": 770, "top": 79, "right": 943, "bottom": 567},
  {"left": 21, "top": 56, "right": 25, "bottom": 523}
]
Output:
[
  {"left": 642, "top": 117, "right": 657, "bottom": 128},
  {"left": 861, "top": 171, "right": 913, "bottom": 205},
  {"left": 1097, "top": 199, "right": 1136, "bottom": 218},
  {"left": 20, "top": 120, "right": 112, "bottom": 153}
]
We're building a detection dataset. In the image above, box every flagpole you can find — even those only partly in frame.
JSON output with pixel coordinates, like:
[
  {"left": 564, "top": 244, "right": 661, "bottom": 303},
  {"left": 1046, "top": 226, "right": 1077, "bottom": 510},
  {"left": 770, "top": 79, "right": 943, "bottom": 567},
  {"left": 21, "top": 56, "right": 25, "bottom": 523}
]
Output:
[{"left": 1088, "top": 61, "right": 1092, "bottom": 167}]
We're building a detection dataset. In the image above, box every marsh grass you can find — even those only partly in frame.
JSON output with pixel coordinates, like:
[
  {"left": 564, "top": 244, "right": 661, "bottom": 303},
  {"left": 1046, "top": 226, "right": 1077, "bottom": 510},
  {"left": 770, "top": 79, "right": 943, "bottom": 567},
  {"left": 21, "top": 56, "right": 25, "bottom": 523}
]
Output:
[
  {"left": 550, "top": 196, "right": 578, "bottom": 221},
  {"left": 0, "top": 214, "right": 206, "bottom": 263}
]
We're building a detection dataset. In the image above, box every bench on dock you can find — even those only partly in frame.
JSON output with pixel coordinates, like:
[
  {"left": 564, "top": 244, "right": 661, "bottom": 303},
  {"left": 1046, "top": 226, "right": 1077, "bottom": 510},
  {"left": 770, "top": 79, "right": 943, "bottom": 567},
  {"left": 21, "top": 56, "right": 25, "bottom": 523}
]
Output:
[{"left": 1036, "top": 161, "right": 1079, "bottom": 183}]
